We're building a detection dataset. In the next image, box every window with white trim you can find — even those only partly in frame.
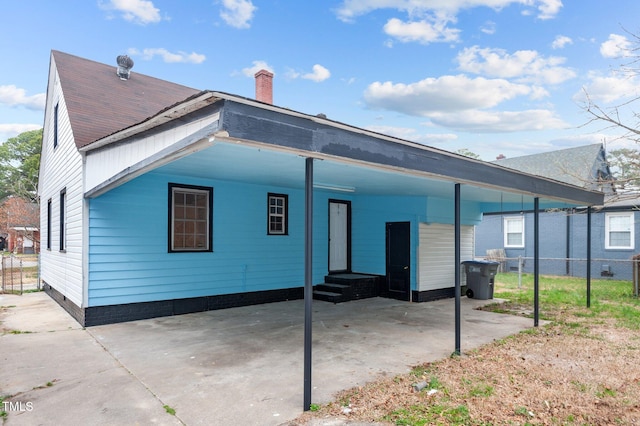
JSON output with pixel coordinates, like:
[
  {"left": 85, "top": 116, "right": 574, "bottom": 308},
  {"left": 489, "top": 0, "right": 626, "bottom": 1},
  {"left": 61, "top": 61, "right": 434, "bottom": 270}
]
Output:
[
  {"left": 267, "top": 193, "right": 288, "bottom": 235},
  {"left": 503, "top": 216, "right": 524, "bottom": 248},
  {"left": 53, "top": 103, "right": 59, "bottom": 149},
  {"left": 59, "top": 188, "right": 66, "bottom": 252},
  {"left": 169, "top": 183, "right": 212, "bottom": 252},
  {"left": 47, "top": 198, "right": 52, "bottom": 250},
  {"left": 605, "top": 212, "right": 634, "bottom": 250}
]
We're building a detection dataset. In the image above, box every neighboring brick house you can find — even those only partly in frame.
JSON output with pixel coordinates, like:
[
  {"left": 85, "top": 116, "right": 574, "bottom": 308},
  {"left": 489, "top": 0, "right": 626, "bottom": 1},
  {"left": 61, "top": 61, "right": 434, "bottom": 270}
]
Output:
[{"left": 0, "top": 197, "right": 40, "bottom": 254}]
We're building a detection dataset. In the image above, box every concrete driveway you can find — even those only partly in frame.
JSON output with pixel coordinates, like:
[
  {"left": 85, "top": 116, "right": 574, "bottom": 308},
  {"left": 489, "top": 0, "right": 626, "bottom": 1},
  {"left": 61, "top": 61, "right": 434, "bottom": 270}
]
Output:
[{"left": 0, "top": 292, "right": 535, "bottom": 425}]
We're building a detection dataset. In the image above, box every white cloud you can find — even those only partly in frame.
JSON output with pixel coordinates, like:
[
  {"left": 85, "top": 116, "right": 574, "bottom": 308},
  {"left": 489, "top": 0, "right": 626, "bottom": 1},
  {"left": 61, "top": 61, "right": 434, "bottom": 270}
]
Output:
[
  {"left": 286, "top": 65, "right": 331, "bottom": 82},
  {"left": 128, "top": 48, "right": 205, "bottom": 64},
  {"left": 600, "top": 34, "right": 633, "bottom": 58},
  {"left": 242, "top": 61, "right": 274, "bottom": 78},
  {"left": 456, "top": 46, "right": 575, "bottom": 85},
  {"left": 0, "top": 124, "right": 42, "bottom": 143},
  {"left": 367, "top": 124, "right": 458, "bottom": 145},
  {"left": 335, "top": 1, "right": 562, "bottom": 24},
  {"left": 480, "top": 20, "right": 496, "bottom": 35},
  {"left": 336, "top": 2, "right": 562, "bottom": 45},
  {"left": 428, "top": 109, "right": 568, "bottom": 133},
  {"left": 100, "top": 0, "right": 162, "bottom": 24},
  {"left": 363, "top": 74, "right": 569, "bottom": 133},
  {"left": 536, "top": 0, "right": 562, "bottom": 20},
  {"left": 220, "top": 0, "right": 257, "bottom": 29},
  {"left": 383, "top": 17, "right": 460, "bottom": 44},
  {"left": 364, "top": 74, "right": 534, "bottom": 115},
  {"left": 576, "top": 73, "right": 640, "bottom": 104},
  {"left": 302, "top": 65, "right": 331, "bottom": 82},
  {"left": 0, "top": 85, "right": 45, "bottom": 110},
  {"left": 551, "top": 35, "right": 572, "bottom": 49}
]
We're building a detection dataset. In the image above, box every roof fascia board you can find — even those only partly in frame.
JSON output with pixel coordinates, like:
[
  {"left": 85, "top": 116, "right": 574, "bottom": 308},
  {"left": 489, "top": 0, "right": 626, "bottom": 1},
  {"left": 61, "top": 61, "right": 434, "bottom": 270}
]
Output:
[
  {"left": 79, "top": 88, "right": 603, "bottom": 206},
  {"left": 214, "top": 134, "right": 600, "bottom": 207},
  {"left": 219, "top": 101, "right": 603, "bottom": 206},
  {"left": 210, "top": 91, "right": 491, "bottom": 156},
  {"left": 84, "top": 123, "right": 221, "bottom": 198},
  {"left": 79, "top": 92, "right": 221, "bottom": 152}
]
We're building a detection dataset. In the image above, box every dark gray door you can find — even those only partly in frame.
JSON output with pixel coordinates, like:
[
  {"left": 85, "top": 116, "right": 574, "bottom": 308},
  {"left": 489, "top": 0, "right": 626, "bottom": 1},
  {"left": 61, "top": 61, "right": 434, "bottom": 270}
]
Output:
[{"left": 386, "top": 221, "right": 410, "bottom": 301}]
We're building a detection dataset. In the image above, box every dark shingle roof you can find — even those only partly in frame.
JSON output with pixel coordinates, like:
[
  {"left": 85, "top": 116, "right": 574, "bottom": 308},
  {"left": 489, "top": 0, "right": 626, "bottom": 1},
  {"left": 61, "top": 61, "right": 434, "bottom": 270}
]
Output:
[
  {"left": 493, "top": 144, "right": 611, "bottom": 190},
  {"left": 52, "top": 50, "right": 200, "bottom": 148}
]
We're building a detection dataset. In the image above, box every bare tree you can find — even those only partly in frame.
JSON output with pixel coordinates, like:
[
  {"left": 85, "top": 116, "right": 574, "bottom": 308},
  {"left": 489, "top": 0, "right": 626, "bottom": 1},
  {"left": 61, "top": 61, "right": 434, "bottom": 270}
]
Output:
[{"left": 580, "top": 29, "right": 640, "bottom": 198}]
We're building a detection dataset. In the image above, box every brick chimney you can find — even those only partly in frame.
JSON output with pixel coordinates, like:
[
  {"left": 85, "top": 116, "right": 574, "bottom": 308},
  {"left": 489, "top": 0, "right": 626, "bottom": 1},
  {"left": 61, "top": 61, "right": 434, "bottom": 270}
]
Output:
[{"left": 255, "top": 69, "right": 273, "bottom": 104}]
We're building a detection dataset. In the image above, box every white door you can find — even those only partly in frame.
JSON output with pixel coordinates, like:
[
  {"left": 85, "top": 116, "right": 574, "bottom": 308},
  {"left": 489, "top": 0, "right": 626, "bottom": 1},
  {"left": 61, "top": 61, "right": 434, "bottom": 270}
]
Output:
[{"left": 329, "top": 201, "right": 349, "bottom": 272}]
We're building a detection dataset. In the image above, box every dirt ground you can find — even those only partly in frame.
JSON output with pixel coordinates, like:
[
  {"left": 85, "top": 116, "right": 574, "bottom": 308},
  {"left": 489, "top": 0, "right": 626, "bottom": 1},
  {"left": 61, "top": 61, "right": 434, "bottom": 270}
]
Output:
[{"left": 291, "top": 303, "right": 640, "bottom": 425}]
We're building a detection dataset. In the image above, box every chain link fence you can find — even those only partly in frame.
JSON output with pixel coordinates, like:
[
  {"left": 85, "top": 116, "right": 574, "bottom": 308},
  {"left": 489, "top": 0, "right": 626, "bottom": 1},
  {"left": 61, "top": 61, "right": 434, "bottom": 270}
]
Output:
[
  {"left": 488, "top": 255, "right": 640, "bottom": 297},
  {"left": 1, "top": 254, "right": 40, "bottom": 295}
]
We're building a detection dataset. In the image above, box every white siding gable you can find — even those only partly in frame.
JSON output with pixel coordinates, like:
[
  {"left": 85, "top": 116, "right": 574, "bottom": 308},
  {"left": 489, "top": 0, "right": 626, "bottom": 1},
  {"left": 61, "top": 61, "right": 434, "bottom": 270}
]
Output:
[
  {"left": 39, "top": 66, "right": 85, "bottom": 307},
  {"left": 84, "top": 113, "right": 220, "bottom": 195}
]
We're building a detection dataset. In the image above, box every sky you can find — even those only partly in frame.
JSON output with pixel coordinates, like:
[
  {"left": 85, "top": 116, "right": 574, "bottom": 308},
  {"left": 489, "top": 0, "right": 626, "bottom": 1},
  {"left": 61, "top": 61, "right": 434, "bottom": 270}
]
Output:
[{"left": 2, "top": 0, "right": 640, "bottom": 160}]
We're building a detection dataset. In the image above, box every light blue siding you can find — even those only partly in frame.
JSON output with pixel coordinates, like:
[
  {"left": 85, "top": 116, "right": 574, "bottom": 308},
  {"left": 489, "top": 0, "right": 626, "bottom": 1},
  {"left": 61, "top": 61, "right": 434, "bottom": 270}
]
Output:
[
  {"left": 427, "top": 197, "right": 483, "bottom": 225},
  {"left": 88, "top": 172, "right": 487, "bottom": 306},
  {"left": 352, "top": 195, "right": 426, "bottom": 281},
  {"left": 88, "top": 173, "right": 308, "bottom": 306}
]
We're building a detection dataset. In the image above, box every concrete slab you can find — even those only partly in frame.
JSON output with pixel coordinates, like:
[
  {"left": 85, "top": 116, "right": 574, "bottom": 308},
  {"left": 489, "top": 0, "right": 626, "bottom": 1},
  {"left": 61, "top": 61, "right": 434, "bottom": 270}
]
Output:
[
  {"left": 0, "top": 293, "right": 181, "bottom": 426},
  {"left": 0, "top": 292, "right": 536, "bottom": 425}
]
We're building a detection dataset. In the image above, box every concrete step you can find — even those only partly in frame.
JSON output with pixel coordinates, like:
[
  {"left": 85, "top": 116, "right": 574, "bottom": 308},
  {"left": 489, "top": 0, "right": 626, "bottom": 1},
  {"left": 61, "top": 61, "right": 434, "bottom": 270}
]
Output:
[
  {"left": 313, "top": 290, "right": 344, "bottom": 303},
  {"left": 315, "top": 283, "right": 350, "bottom": 293}
]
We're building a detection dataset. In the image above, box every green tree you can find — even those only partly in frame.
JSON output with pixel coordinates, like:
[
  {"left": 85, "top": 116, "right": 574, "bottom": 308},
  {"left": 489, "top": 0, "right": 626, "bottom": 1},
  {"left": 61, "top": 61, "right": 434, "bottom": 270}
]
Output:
[
  {"left": 455, "top": 148, "right": 481, "bottom": 160},
  {"left": 0, "top": 128, "right": 42, "bottom": 202}
]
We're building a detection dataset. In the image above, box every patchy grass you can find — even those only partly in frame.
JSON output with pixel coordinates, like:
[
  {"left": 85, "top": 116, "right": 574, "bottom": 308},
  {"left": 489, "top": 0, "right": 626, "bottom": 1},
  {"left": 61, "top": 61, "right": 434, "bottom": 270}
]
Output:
[
  {"left": 492, "top": 273, "right": 640, "bottom": 328},
  {"left": 0, "top": 395, "right": 7, "bottom": 422},
  {"left": 291, "top": 273, "right": 640, "bottom": 425},
  {"left": 7, "top": 330, "right": 33, "bottom": 334}
]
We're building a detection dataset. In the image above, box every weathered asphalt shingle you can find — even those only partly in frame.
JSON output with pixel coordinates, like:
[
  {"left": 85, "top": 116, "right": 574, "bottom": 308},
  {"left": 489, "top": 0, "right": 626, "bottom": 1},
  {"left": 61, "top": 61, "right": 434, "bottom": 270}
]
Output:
[
  {"left": 52, "top": 50, "right": 200, "bottom": 149},
  {"left": 493, "top": 144, "right": 611, "bottom": 190}
]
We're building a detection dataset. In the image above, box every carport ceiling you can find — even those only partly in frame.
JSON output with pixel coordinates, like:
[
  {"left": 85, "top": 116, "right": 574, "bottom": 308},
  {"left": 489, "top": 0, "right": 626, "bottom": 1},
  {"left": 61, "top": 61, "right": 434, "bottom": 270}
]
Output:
[{"left": 155, "top": 141, "right": 578, "bottom": 210}]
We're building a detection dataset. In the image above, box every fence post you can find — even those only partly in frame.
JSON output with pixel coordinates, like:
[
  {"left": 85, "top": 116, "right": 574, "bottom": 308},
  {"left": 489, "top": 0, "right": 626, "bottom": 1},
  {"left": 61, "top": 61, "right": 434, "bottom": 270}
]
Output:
[
  {"left": 518, "top": 255, "right": 522, "bottom": 289},
  {"left": 634, "top": 254, "right": 640, "bottom": 298}
]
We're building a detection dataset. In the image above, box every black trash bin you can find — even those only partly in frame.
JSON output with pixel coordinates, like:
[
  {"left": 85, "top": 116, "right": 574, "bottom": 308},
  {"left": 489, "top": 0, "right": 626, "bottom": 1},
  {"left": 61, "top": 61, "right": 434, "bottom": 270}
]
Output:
[{"left": 462, "top": 260, "right": 499, "bottom": 299}]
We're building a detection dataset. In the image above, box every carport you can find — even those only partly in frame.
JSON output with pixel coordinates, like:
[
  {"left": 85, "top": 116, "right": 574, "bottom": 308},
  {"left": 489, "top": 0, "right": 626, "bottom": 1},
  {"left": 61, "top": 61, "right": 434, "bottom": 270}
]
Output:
[
  {"left": 81, "top": 93, "right": 604, "bottom": 411},
  {"left": 42, "top": 52, "right": 604, "bottom": 415}
]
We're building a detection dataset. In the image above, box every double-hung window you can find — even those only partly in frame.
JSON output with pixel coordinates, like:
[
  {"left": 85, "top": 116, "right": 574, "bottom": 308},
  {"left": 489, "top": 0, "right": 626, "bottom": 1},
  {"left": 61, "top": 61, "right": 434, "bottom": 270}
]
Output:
[
  {"left": 267, "top": 193, "right": 288, "bottom": 235},
  {"left": 503, "top": 216, "right": 524, "bottom": 248},
  {"left": 47, "top": 198, "right": 52, "bottom": 250},
  {"left": 605, "top": 212, "right": 634, "bottom": 250},
  {"left": 53, "top": 103, "right": 59, "bottom": 149},
  {"left": 169, "top": 184, "right": 213, "bottom": 252},
  {"left": 59, "top": 188, "right": 66, "bottom": 252}
]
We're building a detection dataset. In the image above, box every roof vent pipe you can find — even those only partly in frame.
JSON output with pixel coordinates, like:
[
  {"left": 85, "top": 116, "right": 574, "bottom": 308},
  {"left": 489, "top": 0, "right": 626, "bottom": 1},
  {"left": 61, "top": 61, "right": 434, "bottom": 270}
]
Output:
[
  {"left": 255, "top": 69, "right": 273, "bottom": 104},
  {"left": 116, "top": 55, "right": 134, "bottom": 80}
]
